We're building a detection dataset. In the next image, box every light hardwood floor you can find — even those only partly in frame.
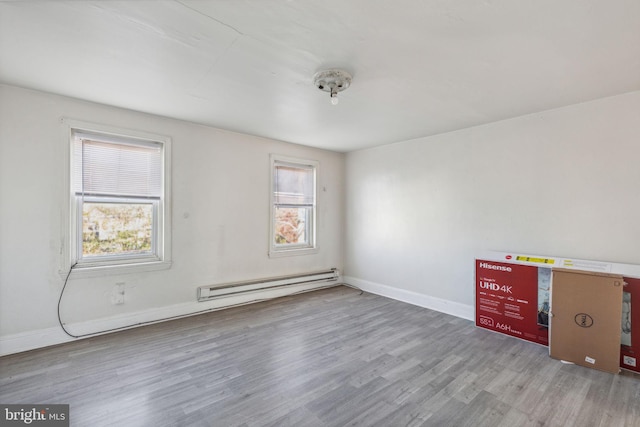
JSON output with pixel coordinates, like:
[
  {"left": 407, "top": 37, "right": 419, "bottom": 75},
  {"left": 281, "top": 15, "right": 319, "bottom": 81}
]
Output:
[{"left": 1, "top": 286, "right": 639, "bottom": 426}]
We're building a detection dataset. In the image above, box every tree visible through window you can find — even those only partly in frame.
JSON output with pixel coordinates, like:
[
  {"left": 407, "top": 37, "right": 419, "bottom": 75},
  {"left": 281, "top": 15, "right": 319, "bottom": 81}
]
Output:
[
  {"left": 82, "top": 202, "right": 153, "bottom": 256},
  {"left": 275, "top": 207, "right": 308, "bottom": 244}
]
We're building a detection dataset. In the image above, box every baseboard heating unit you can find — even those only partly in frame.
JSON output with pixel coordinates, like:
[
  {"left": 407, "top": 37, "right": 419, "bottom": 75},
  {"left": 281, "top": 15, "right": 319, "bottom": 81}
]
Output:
[{"left": 197, "top": 268, "right": 339, "bottom": 302}]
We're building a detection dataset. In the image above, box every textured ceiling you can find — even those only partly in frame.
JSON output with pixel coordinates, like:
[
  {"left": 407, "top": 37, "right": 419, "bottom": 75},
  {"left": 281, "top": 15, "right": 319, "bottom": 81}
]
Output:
[{"left": 1, "top": 0, "right": 639, "bottom": 152}]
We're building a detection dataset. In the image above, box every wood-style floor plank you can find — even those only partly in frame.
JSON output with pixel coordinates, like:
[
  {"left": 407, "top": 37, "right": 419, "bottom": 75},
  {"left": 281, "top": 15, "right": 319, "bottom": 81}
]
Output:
[{"left": 1, "top": 286, "right": 638, "bottom": 426}]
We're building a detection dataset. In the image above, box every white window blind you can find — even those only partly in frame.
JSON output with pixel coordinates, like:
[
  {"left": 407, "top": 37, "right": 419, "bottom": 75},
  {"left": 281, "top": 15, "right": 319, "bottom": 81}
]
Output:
[
  {"left": 273, "top": 162, "right": 315, "bottom": 206},
  {"left": 73, "top": 131, "right": 162, "bottom": 199}
]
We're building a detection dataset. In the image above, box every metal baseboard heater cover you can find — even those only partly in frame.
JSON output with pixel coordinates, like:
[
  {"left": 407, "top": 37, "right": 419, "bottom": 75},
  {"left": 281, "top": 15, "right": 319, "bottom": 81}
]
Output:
[{"left": 197, "top": 268, "right": 339, "bottom": 302}]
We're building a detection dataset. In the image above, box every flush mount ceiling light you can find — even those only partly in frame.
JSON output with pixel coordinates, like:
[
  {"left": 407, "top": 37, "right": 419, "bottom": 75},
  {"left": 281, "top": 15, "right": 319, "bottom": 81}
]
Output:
[{"left": 313, "top": 69, "right": 352, "bottom": 105}]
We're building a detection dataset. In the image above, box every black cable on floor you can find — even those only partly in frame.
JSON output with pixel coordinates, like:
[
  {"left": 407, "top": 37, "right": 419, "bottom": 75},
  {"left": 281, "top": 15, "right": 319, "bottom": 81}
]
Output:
[{"left": 58, "top": 268, "right": 360, "bottom": 339}]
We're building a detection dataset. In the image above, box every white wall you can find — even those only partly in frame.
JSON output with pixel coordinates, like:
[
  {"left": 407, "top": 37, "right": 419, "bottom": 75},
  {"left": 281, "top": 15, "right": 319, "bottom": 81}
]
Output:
[
  {"left": 344, "top": 91, "right": 640, "bottom": 319},
  {"left": 0, "top": 84, "right": 344, "bottom": 354}
]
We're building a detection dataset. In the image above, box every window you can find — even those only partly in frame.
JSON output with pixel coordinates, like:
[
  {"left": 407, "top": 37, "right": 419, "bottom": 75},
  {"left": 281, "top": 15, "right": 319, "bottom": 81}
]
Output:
[
  {"left": 65, "top": 120, "right": 171, "bottom": 272},
  {"left": 269, "top": 155, "right": 318, "bottom": 257}
]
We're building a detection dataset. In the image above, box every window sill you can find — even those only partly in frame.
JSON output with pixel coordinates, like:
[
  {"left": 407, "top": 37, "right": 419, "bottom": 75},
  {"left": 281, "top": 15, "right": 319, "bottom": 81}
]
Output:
[
  {"left": 60, "top": 260, "right": 172, "bottom": 279},
  {"left": 269, "top": 247, "right": 319, "bottom": 258}
]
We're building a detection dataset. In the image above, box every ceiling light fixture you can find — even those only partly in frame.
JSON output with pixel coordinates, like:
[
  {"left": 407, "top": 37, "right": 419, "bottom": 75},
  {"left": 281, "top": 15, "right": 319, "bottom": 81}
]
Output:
[{"left": 313, "top": 69, "right": 352, "bottom": 105}]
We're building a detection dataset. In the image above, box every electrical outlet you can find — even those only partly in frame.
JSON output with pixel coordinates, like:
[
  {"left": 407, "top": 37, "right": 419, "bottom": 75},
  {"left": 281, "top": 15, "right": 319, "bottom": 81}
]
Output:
[{"left": 112, "top": 282, "right": 125, "bottom": 305}]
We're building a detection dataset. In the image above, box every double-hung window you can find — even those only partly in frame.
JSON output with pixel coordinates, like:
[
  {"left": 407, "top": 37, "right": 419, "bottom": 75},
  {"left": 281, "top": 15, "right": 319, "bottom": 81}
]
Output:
[
  {"left": 269, "top": 155, "right": 318, "bottom": 257},
  {"left": 66, "top": 121, "right": 171, "bottom": 272}
]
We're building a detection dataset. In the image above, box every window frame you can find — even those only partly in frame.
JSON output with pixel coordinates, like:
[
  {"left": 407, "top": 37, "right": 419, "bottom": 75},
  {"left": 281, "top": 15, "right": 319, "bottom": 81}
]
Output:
[
  {"left": 269, "top": 154, "right": 319, "bottom": 258},
  {"left": 61, "top": 119, "right": 172, "bottom": 276}
]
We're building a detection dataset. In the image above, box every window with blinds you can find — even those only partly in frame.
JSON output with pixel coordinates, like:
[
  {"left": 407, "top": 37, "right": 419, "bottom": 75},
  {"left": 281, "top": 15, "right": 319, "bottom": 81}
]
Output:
[
  {"left": 71, "top": 129, "right": 165, "bottom": 264},
  {"left": 270, "top": 155, "right": 318, "bottom": 256}
]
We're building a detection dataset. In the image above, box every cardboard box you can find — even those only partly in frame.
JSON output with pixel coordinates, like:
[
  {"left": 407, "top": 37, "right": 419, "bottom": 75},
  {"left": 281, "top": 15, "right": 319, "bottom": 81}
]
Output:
[{"left": 550, "top": 269, "right": 624, "bottom": 373}]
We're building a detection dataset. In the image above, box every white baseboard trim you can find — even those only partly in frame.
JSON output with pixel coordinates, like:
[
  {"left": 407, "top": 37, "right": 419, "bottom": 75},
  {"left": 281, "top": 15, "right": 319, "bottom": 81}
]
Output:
[
  {"left": 343, "top": 276, "right": 474, "bottom": 321},
  {"left": 0, "top": 327, "right": 76, "bottom": 357},
  {"left": 0, "top": 280, "right": 339, "bottom": 357}
]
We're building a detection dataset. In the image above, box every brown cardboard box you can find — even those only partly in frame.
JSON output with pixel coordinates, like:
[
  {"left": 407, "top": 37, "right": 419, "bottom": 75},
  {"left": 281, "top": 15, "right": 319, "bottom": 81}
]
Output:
[{"left": 550, "top": 268, "right": 624, "bottom": 373}]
